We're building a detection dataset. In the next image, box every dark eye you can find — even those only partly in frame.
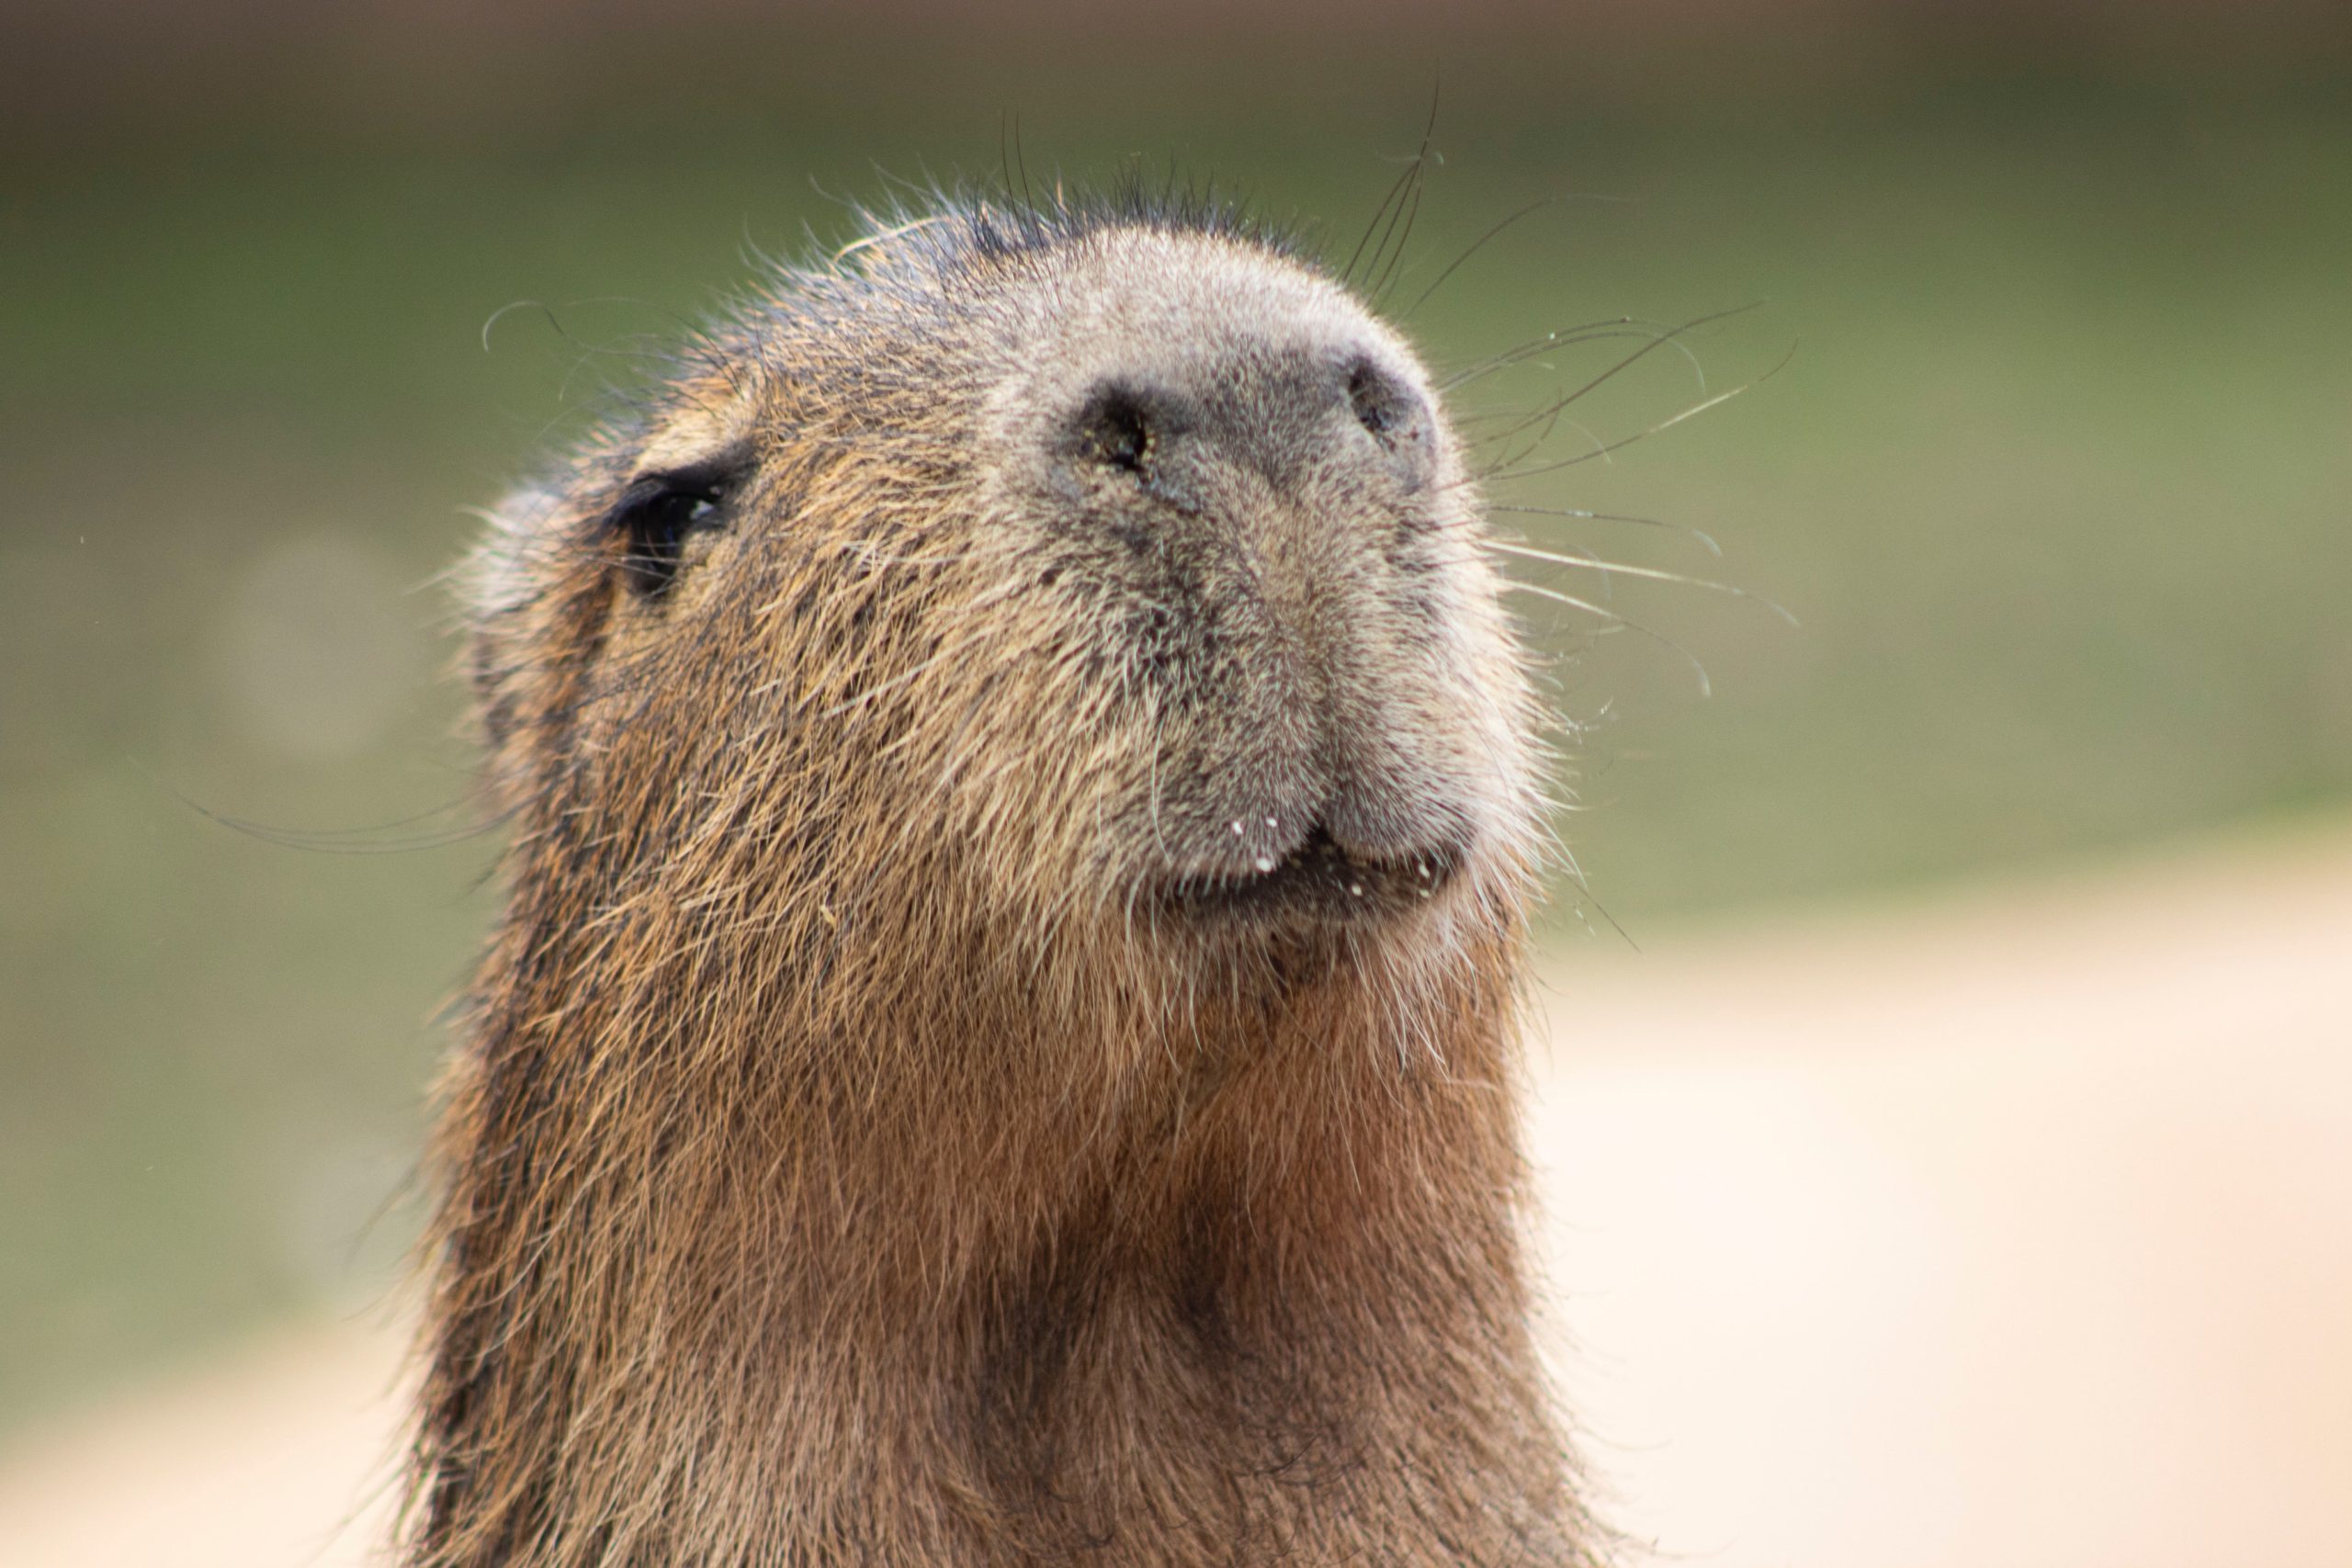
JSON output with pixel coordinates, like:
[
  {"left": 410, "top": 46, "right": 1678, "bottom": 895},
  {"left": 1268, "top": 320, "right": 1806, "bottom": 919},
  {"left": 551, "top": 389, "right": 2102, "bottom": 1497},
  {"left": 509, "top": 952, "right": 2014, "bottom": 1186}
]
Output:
[
  {"left": 1347, "top": 359, "right": 1415, "bottom": 443},
  {"left": 1079, "top": 388, "right": 1153, "bottom": 477},
  {"left": 608, "top": 455, "right": 745, "bottom": 599}
]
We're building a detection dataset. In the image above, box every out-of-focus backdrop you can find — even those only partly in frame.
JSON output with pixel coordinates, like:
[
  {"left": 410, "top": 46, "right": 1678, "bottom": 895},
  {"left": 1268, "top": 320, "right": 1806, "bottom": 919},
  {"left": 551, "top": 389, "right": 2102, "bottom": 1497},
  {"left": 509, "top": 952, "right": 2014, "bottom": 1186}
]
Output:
[{"left": 3, "top": 4, "right": 2347, "bottom": 1564}]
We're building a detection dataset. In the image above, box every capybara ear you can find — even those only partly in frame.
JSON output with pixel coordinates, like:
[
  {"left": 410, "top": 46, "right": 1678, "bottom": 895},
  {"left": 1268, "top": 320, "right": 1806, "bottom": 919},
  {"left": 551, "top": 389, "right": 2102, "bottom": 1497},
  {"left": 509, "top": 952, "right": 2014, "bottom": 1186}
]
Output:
[
  {"left": 461, "top": 480, "right": 554, "bottom": 750},
  {"left": 458, "top": 477, "right": 610, "bottom": 808},
  {"left": 458, "top": 378, "right": 761, "bottom": 813}
]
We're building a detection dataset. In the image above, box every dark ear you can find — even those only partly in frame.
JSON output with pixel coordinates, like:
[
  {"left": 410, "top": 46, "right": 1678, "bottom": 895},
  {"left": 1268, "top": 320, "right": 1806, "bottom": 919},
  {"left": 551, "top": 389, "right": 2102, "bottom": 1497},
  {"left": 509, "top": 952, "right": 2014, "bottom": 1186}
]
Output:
[{"left": 606, "top": 446, "right": 755, "bottom": 599}]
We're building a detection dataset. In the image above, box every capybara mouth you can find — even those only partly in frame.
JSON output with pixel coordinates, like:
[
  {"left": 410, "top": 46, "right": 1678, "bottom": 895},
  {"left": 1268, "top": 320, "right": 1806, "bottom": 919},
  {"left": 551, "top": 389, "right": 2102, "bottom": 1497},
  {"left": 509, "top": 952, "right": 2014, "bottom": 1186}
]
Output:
[{"left": 1159, "top": 821, "right": 1464, "bottom": 926}]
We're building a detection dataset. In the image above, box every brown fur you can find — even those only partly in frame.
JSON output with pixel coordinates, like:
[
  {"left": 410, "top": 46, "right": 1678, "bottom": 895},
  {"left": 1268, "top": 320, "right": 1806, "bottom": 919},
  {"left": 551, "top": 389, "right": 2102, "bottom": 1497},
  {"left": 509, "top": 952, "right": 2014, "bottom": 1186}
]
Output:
[{"left": 404, "top": 192, "right": 1600, "bottom": 1565}]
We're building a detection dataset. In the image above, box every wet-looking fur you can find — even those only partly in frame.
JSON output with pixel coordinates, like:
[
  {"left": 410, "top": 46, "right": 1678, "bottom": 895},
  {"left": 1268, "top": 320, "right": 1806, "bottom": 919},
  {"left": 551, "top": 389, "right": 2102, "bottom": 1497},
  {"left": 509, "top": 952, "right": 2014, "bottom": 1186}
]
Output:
[{"left": 408, "top": 190, "right": 1599, "bottom": 1565}]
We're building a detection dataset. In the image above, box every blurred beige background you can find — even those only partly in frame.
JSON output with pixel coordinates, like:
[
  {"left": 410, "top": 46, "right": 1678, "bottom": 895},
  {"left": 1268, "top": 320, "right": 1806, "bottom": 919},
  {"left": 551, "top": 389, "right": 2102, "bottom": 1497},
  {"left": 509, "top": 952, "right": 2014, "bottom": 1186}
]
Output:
[{"left": 3, "top": 2, "right": 2346, "bottom": 1562}]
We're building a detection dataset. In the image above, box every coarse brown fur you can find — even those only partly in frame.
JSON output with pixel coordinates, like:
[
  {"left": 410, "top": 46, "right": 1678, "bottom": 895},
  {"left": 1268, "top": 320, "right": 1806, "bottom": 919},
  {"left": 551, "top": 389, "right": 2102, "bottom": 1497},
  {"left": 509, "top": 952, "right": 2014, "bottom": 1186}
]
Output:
[{"left": 403, "top": 187, "right": 1600, "bottom": 1565}]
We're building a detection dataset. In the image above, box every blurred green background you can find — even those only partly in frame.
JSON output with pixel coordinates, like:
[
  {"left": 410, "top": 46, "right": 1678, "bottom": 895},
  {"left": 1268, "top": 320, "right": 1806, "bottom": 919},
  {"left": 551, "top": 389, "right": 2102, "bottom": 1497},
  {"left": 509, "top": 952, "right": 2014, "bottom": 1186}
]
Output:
[{"left": 4, "top": 1, "right": 2348, "bottom": 1437}]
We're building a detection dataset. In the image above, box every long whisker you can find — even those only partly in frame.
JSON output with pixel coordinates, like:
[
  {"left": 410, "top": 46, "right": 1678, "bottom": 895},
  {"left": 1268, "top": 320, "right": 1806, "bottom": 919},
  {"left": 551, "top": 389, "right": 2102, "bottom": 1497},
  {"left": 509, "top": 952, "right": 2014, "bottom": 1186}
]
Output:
[
  {"left": 1500, "top": 580, "right": 1714, "bottom": 697},
  {"left": 1370, "top": 164, "right": 1429, "bottom": 305},
  {"left": 1342, "top": 146, "right": 1421, "bottom": 289},
  {"left": 1438, "top": 320, "right": 1702, "bottom": 394},
  {"left": 1482, "top": 503, "right": 1722, "bottom": 556},
  {"left": 170, "top": 784, "right": 514, "bottom": 855},
  {"left": 1482, "top": 540, "right": 1795, "bottom": 623},
  {"left": 1478, "top": 339, "right": 1797, "bottom": 486},
  {"left": 1402, "top": 197, "right": 1554, "bottom": 320},
  {"left": 1487, "top": 410, "right": 1611, "bottom": 476},
  {"left": 1479, "top": 302, "right": 1761, "bottom": 452},
  {"left": 1353, "top": 85, "right": 1442, "bottom": 299}
]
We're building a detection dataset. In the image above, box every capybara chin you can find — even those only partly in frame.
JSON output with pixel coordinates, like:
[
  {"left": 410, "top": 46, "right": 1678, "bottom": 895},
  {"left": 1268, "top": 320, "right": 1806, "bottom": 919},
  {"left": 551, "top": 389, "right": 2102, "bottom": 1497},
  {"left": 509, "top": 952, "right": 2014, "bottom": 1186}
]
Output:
[{"left": 405, "top": 189, "right": 1599, "bottom": 1566}]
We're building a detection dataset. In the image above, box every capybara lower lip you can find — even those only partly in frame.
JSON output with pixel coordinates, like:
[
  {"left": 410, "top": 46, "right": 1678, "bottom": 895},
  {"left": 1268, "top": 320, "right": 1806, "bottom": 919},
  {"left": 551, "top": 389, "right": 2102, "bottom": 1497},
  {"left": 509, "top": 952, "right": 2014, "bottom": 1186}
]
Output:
[{"left": 1160, "top": 821, "right": 1464, "bottom": 924}]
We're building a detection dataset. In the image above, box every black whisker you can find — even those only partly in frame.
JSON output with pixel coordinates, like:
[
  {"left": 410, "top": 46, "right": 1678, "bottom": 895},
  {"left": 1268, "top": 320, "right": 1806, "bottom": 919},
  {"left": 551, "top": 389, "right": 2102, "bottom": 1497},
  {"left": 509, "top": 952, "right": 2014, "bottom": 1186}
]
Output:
[
  {"left": 1400, "top": 193, "right": 1636, "bottom": 321},
  {"left": 1481, "top": 337, "right": 1796, "bottom": 485},
  {"left": 1437, "top": 320, "right": 1696, "bottom": 394},
  {"left": 1479, "top": 303, "right": 1762, "bottom": 451}
]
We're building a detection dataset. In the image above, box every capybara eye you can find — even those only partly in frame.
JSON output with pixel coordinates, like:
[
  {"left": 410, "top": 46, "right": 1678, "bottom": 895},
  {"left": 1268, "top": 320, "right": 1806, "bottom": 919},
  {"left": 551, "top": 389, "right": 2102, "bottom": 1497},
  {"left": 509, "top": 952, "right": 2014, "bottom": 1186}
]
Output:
[{"left": 608, "top": 457, "right": 743, "bottom": 599}]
